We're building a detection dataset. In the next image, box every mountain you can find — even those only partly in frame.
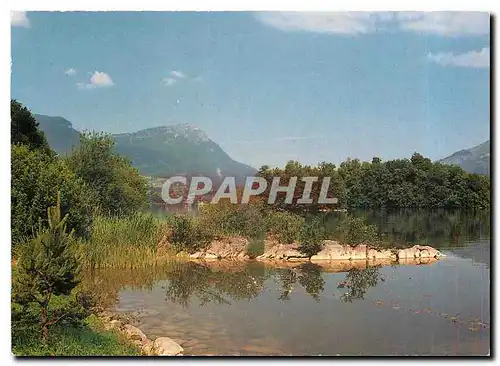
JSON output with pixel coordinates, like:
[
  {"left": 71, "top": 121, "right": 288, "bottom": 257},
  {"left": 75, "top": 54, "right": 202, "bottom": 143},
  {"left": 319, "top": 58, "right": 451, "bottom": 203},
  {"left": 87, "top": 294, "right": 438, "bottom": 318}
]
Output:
[
  {"left": 34, "top": 114, "right": 80, "bottom": 155},
  {"left": 35, "top": 114, "right": 257, "bottom": 181},
  {"left": 438, "top": 140, "right": 490, "bottom": 175}
]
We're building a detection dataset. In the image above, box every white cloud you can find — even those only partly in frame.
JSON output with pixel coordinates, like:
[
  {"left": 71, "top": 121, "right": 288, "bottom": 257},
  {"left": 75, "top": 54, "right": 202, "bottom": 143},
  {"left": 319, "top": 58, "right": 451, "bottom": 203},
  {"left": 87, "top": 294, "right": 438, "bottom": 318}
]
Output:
[
  {"left": 255, "top": 12, "right": 387, "bottom": 35},
  {"left": 11, "top": 11, "right": 30, "bottom": 28},
  {"left": 427, "top": 47, "right": 490, "bottom": 68},
  {"left": 76, "top": 71, "right": 114, "bottom": 89},
  {"left": 171, "top": 70, "right": 186, "bottom": 79},
  {"left": 90, "top": 71, "right": 114, "bottom": 87},
  {"left": 64, "top": 68, "right": 76, "bottom": 76},
  {"left": 255, "top": 11, "right": 490, "bottom": 36},
  {"left": 162, "top": 78, "right": 177, "bottom": 86},
  {"left": 398, "top": 12, "right": 490, "bottom": 36}
]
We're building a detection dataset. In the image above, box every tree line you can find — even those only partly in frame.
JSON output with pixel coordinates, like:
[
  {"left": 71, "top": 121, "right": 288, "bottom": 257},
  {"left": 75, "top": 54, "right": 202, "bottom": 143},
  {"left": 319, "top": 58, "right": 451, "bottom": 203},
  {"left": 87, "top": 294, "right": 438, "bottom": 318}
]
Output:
[{"left": 257, "top": 153, "right": 490, "bottom": 212}]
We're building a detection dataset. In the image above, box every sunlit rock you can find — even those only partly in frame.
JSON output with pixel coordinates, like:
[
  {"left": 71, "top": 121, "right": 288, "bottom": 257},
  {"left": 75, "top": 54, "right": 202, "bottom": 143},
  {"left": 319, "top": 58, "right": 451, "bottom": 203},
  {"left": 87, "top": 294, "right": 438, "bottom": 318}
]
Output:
[{"left": 153, "top": 337, "right": 184, "bottom": 356}]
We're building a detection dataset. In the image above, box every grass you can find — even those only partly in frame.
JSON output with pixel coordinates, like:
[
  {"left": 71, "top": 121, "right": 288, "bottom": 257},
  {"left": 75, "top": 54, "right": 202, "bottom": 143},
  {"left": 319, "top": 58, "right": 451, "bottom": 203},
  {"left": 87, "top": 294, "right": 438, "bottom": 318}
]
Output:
[
  {"left": 79, "top": 212, "right": 172, "bottom": 268},
  {"left": 12, "top": 315, "right": 140, "bottom": 356}
]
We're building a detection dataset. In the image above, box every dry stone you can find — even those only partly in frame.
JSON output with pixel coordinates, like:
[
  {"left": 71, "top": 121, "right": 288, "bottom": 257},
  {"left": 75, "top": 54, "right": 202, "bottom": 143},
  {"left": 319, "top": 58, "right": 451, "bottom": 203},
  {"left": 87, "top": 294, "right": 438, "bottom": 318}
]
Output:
[{"left": 153, "top": 337, "right": 184, "bottom": 356}]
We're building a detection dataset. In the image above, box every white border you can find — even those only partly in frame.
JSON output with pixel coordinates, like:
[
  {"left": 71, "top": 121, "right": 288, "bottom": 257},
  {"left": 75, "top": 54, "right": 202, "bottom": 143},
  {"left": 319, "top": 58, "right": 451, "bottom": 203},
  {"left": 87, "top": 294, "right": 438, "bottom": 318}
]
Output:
[{"left": 2, "top": 1, "right": 496, "bottom": 365}]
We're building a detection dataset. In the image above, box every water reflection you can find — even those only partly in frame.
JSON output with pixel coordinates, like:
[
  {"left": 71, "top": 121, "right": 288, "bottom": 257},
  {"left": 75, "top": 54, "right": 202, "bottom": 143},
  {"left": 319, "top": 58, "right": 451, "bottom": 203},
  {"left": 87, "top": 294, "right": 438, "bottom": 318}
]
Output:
[
  {"left": 85, "top": 260, "right": 390, "bottom": 309},
  {"left": 162, "top": 261, "right": 268, "bottom": 307},
  {"left": 321, "top": 209, "right": 490, "bottom": 248},
  {"left": 337, "top": 266, "right": 383, "bottom": 302}
]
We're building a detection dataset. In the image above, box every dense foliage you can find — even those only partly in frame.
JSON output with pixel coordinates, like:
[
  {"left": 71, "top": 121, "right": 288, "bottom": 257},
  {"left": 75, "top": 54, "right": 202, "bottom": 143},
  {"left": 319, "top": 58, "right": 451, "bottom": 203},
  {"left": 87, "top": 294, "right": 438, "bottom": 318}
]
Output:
[
  {"left": 11, "top": 100, "right": 51, "bottom": 154},
  {"left": 167, "top": 214, "right": 212, "bottom": 254},
  {"left": 11, "top": 144, "right": 94, "bottom": 246},
  {"left": 66, "top": 132, "right": 149, "bottom": 217},
  {"left": 258, "top": 153, "right": 490, "bottom": 211},
  {"left": 299, "top": 217, "right": 327, "bottom": 257}
]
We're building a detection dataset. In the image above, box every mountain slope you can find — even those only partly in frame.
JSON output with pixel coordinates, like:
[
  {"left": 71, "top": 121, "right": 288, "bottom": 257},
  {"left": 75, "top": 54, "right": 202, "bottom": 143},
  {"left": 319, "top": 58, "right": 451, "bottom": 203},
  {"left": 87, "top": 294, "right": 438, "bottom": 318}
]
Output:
[
  {"left": 438, "top": 140, "right": 490, "bottom": 175},
  {"left": 35, "top": 115, "right": 256, "bottom": 181},
  {"left": 34, "top": 114, "right": 80, "bottom": 155}
]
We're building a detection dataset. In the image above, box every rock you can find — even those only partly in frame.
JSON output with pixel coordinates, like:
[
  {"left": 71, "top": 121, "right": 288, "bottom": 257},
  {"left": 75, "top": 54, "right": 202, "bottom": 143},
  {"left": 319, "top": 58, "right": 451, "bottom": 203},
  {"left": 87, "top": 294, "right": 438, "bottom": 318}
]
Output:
[
  {"left": 109, "top": 319, "right": 122, "bottom": 329},
  {"left": 142, "top": 341, "right": 154, "bottom": 355},
  {"left": 350, "top": 245, "right": 367, "bottom": 260},
  {"left": 282, "top": 249, "right": 308, "bottom": 260},
  {"left": 153, "top": 337, "right": 184, "bottom": 356},
  {"left": 367, "top": 248, "right": 396, "bottom": 260},
  {"left": 398, "top": 247, "right": 418, "bottom": 259},
  {"left": 414, "top": 245, "right": 442, "bottom": 258},
  {"left": 123, "top": 324, "right": 147, "bottom": 343},
  {"left": 189, "top": 252, "right": 204, "bottom": 259}
]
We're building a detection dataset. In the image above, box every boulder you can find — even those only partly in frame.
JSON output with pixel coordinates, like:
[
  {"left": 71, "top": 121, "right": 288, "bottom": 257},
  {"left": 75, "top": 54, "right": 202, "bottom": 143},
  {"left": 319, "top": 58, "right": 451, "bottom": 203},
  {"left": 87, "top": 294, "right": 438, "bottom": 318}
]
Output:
[
  {"left": 398, "top": 247, "right": 418, "bottom": 259},
  {"left": 414, "top": 245, "right": 442, "bottom": 258},
  {"left": 310, "top": 250, "right": 331, "bottom": 261},
  {"left": 153, "top": 337, "right": 184, "bottom": 356},
  {"left": 367, "top": 248, "right": 395, "bottom": 260},
  {"left": 283, "top": 249, "right": 308, "bottom": 260},
  {"left": 142, "top": 341, "right": 154, "bottom": 355},
  {"left": 123, "top": 324, "right": 147, "bottom": 343}
]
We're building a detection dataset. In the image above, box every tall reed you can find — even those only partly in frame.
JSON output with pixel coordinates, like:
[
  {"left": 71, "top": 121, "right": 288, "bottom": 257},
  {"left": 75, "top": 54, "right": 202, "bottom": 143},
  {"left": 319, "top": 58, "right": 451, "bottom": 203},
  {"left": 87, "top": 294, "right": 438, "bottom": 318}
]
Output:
[{"left": 79, "top": 212, "right": 172, "bottom": 269}]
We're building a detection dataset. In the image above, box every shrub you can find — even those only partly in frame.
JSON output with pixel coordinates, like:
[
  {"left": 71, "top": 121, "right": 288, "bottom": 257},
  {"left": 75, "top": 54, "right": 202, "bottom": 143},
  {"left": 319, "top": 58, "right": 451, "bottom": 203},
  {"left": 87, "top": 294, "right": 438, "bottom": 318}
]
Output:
[
  {"left": 197, "top": 202, "right": 266, "bottom": 239},
  {"left": 12, "top": 196, "right": 82, "bottom": 341},
  {"left": 11, "top": 144, "right": 94, "bottom": 247},
  {"left": 298, "top": 217, "right": 326, "bottom": 257},
  {"left": 265, "top": 211, "right": 305, "bottom": 244},
  {"left": 334, "top": 215, "right": 379, "bottom": 246},
  {"left": 168, "top": 214, "right": 212, "bottom": 254}
]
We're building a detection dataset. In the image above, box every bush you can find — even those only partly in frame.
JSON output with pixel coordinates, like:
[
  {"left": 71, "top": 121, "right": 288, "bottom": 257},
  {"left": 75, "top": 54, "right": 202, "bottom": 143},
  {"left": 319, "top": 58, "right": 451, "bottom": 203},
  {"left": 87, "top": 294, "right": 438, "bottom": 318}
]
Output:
[
  {"left": 197, "top": 202, "right": 267, "bottom": 239},
  {"left": 334, "top": 215, "right": 379, "bottom": 246},
  {"left": 168, "top": 214, "right": 212, "bottom": 254},
  {"left": 11, "top": 144, "right": 94, "bottom": 246},
  {"left": 299, "top": 217, "right": 326, "bottom": 257},
  {"left": 265, "top": 211, "right": 305, "bottom": 244}
]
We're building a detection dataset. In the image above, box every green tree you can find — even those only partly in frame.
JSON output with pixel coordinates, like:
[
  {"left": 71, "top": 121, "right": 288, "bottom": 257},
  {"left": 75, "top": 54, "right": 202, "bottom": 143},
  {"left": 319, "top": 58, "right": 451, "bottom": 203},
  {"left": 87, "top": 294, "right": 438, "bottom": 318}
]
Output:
[
  {"left": 66, "top": 132, "right": 148, "bottom": 216},
  {"left": 11, "top": 144, "right": 94, "bottom": 246},
  {"left": 298, "top": 216, "right": 326, "bottom": 257},
  {"left": 12, "top": 195, "right": 81, "bottom": 341},
  {"left": 11, "top": 100, "right": 51, "bottom": 154}
]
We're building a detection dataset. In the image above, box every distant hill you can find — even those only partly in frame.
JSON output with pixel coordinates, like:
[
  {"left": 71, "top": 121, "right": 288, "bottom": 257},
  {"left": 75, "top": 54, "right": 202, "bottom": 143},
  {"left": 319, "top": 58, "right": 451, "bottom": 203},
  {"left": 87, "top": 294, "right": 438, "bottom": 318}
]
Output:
[
  {"left": 438, "top": 140, "right": 490, "bottom": 175},
  {"left": 35, "top": 114, "right": 256, "bottom": 182},
  {"left": 34, "top": 114, "right": 80, "bottom": 155}
]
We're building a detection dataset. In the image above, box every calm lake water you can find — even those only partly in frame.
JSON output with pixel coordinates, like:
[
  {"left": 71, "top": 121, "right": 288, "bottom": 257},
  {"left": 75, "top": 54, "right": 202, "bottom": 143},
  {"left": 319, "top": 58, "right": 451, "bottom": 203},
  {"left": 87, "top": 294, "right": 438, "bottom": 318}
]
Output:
[{"left": 89, "top": 210, "right": 490, "bottom": 356}]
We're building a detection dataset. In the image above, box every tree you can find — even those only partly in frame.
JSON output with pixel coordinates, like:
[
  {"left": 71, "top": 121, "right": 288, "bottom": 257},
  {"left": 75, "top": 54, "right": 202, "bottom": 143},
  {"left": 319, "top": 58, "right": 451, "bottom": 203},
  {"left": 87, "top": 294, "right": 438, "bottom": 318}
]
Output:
[
  {"left": 11, "top": 100, "right": 51, "bottom": 154},
  {"left": 66, "top": 132, "right": 148, "bottom": 216},
  {"left": 12, "top": 195, "right": 81, "bottom": 341},
  {"left": 11, "top": 144, "right": 94, "bottom": 246}
]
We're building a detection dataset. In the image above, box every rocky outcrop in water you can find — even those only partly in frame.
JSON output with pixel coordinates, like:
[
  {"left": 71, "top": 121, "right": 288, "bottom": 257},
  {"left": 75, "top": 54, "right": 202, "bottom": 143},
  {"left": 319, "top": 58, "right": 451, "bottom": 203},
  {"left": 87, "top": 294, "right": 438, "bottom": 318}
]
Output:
[
  {"left": 189, "top": 236, "right": 250, "bottom": 260},
  {"left": 188, "top": 238, "right": 444, "bottom": 264}
]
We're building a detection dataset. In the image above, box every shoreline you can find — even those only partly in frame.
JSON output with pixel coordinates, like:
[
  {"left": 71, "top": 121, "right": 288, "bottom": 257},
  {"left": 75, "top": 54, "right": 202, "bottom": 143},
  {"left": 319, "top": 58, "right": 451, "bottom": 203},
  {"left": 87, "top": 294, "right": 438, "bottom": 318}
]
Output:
[{"left": 185, "top": 238, "right": 445, "bottom": 264}]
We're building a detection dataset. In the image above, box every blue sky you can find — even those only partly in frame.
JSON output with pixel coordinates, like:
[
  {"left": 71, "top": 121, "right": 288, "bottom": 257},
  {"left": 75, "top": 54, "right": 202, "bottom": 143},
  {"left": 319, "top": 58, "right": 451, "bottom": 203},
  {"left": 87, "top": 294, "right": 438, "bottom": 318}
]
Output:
[{"left": 11, "top": 11, "right": 490, "bottom": 168}]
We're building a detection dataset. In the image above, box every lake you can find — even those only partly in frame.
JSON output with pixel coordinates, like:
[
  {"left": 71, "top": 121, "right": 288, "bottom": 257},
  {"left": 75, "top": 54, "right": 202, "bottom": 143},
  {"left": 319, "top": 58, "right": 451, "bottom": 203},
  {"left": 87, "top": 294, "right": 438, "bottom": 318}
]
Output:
[{"left": 88, "top": 210, "right": 490, "bottom": 356}]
